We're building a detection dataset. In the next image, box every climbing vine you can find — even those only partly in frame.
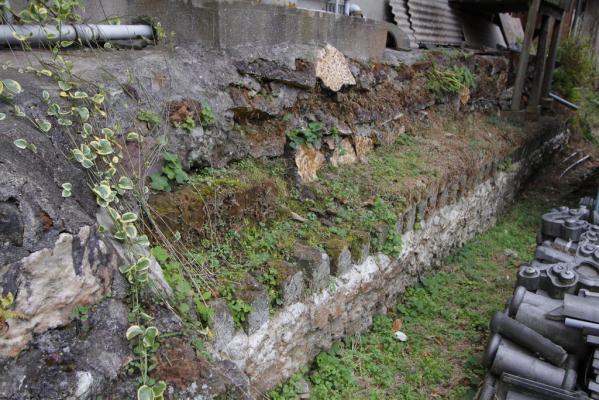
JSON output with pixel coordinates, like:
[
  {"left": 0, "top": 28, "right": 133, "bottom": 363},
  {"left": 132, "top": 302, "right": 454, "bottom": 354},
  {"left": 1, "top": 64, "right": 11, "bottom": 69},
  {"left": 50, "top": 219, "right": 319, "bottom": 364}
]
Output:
[{"left": 0, "top": 2, "right": 167, "bottom": 398}]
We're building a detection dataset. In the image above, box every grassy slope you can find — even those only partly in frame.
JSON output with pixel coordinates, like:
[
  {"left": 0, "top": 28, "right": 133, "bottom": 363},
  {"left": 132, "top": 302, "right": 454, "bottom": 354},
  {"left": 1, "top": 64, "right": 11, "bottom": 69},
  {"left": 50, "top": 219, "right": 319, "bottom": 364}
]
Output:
[{"left": 269, "top": 192, "right": 559, "bottom": 400}]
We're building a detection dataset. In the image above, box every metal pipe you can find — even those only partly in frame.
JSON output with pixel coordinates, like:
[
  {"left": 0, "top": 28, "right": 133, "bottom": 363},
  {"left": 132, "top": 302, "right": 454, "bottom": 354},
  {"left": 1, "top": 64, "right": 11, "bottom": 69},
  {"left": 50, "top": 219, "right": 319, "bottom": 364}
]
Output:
[
  {"left": 487, "top": 335, "right": 577, "bottom": 390},
  {"left": 1, "top": 1, "right": 13, "bottom": 24},
  {"left": 477, "top": 373, "right": 497, "bottom": 400},
  {"left": 491, "top": 311, "right": 568, "bottom": 367},
  {"left": 0, "top": 24, "right": 153, "bottom": 47},
  {"left": 515, "top": 303, "right": 583, "bottom": 354},
  {"left": 565, "top": 318, "right": 599, "bottom": 335},
  {"left": 509, "top": 286, "right": 563, "bottom": 317},
  {"left": 548, "top": 92, "right": 579, "bottom": 110}
]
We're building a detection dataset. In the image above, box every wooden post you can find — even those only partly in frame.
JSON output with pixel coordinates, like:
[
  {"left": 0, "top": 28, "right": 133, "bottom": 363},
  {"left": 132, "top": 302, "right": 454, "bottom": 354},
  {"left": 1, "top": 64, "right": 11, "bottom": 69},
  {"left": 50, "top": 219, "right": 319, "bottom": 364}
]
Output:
[
  {"left": 512, "top": 0, "right": 542, "bottom": 111},
  {"left": 529, "top": 15, "right": 554, "bottom": 110},
  {"left": 541, "top": 17, "right": 563, "bottom": 99}
]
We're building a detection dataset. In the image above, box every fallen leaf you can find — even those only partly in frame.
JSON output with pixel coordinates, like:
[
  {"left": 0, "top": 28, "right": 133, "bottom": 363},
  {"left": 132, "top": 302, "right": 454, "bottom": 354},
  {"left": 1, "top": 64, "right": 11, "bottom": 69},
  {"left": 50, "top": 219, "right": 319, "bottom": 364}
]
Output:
[{"left": 392, "top": 319, "right": 403, "bottom": 332}]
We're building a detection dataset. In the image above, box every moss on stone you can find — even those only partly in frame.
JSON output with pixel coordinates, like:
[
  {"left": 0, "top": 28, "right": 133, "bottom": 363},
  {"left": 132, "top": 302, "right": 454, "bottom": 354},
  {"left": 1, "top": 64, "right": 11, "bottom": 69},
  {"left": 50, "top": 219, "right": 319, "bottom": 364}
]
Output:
[
  {"left": 326, "top": 238, "right": 349, "bottom": 261},
  {"left": 349, "top": 230, "right": 370, "bottom": 263}
]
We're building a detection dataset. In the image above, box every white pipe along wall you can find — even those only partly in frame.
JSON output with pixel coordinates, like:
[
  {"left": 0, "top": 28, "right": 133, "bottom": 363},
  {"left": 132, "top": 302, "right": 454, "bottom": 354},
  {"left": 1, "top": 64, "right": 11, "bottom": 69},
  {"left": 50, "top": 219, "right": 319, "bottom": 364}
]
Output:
[{"left": 0, "top": 24, "right": 153, "bottom": 46}]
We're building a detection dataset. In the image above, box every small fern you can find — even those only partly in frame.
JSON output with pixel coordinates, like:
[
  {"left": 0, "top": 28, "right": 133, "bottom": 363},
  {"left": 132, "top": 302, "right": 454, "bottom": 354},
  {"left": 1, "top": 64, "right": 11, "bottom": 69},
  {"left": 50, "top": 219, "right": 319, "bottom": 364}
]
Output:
[{"left": 0, "top": 293, "right": 28, "bottom": 333}]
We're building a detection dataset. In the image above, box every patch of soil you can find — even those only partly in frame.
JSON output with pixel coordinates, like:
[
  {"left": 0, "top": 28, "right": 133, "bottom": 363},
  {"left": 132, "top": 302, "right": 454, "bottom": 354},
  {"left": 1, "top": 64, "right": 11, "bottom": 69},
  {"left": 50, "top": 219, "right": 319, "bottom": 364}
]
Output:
[
  {"left": 147, "top": 180, "right": 279, "bottom": 243},
  {"left": 167, "top": 99, "right": 201, "bottom": 126},
  {"left": 153, "top": 337, "right": 210, "bottom": 389},
  {"left": 532, "top": 124, "right": 599, "bottom": 197}
]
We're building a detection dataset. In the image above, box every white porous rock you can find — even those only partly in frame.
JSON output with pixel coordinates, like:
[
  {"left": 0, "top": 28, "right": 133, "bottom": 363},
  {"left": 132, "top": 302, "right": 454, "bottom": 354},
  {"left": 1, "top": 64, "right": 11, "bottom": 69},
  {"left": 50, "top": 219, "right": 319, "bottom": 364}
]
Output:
[{"left": 315, "top": 44, "right": 356, "bottom": 92}]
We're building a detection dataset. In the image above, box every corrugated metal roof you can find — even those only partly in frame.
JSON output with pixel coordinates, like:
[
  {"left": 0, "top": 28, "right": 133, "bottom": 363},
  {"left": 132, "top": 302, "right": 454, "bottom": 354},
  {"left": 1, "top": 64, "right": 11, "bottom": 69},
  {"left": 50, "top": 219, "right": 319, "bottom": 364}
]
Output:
[
  {"left": 391, "top": 0, "right": 465, "bottom": 47},
  {"left": 389, "top": 0, "right": 418, "bottom": 48},
  {"left": 408, "top": 0, "right": 464, "bottom": 45}
]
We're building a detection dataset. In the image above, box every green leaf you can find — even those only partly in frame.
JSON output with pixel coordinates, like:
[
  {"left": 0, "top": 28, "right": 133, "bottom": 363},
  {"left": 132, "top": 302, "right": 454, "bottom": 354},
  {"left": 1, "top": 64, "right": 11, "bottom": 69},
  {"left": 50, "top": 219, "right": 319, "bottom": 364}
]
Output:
[
  {"left": 12, "top": 31, "right": 32, "bottom": 42},
  {"left": 57, "top": 81, "right": 72, "bottom": 91},
  {"left": 93, "top": 183, "right": 113, "bottom": 201},
  {"left": 91, "top": 93, "right": 105, "bottom": 104},
  {"left": 126, "top": 132, "right": 141, "bottom": 142},
  {"left": 47, "top": 103, "right": 60, "bottom": 117},
  {"left": 162, "top": 152, "right": 178, "bottom": 163},
  {"left": 136, "top": 257, "right": 151, "bottom": 270},
  {"left": 36, "top": 119, "right": 52, "bottom": 133},
  {"left": 2, "top": 79, "right": 22, "bottom": 94},
  {"left": 70, "top": 91, "right": 88, "bottom": 99},
  {"left": 137, "top": 385, "right": 153, "bottom": 400},
  {"left": 13, "top": 139, "right": 28, "bottom": 149},
  {"left": 1, "top": 293, "right": 14, "bottom": 308},
  {"left": 150, "top": 174, "right": 171, "bottom": 192},
  {"left": 153, "top": 382, "right": 167, "bottom": 397},
  {"left": 124, "top": 224, "right": 138, "bottom": 239},
  {"left": 135, "top": 235, "right": 150, "bottom": 248},
  {"left": 82, "top": 123, "right": 93, "bottom": 137},
  {"left": 118, "top": 176, "right": 134, "bottom": 190},
  {"left": 126, "top": 325, "right": 144, "bottom": 340},
  {"left": 92, "top": 139, "right": 114, "bottom": 155},
  {"left": 102, "top": 128, "right": 115, "bottom": 138},
  {"left": 107, "top": 206, "right": 120, "bottom": 221},
  {"left": 174, "top": 169, "right": 189, "bottom": 184},
  {"left": 81, "top": 158, "right": 94, "bottom": 169},
  {"left": 75, "top": 107, "right": 89, "bottom": 122},
  {"left": 57, "top": 118, "right": 73, "bottom": 126},
  {"left": 144, "top": 326, "right": 159, "bottom": 342},
  {"left": 14, "top": 105, "right": 26, "bottom": 117},
  {"left": 121, "top": 212, "right": 138, "bottom": 223},
  {"left": 151, "top": 246, "right": 169, "bottom": 263}
]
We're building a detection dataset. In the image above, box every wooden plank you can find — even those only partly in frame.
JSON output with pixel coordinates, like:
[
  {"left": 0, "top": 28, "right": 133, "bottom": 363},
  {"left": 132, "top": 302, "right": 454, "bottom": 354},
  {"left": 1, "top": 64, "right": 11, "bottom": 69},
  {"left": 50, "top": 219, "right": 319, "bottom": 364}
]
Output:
[
  {"left": 499, "top": 13, "right": 524, "bottom": 49},
  {"left": 528, "top": 15, "right": 554, "bottom": 109},
  {"left": 512, "top": 0, "right": 542, "bottom": 111},
  {"left": 541, "top": 17, "right": 563, "bottom": 98}
]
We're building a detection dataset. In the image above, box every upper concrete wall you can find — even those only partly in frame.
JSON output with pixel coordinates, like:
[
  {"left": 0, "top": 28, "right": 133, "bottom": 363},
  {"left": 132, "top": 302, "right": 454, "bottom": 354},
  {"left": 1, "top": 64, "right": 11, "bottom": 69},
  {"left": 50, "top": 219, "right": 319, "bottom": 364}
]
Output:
[{"left": 7, "top": 0, "right": 390, "bottom": 60}]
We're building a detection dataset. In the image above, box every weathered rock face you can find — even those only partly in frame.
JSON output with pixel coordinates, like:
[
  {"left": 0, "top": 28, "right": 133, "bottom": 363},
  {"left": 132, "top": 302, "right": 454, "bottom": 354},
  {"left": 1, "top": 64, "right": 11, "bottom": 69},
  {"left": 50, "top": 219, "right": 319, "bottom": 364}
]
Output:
[
  {"left": 0, "top": 69, "right": 97, "bottom": 267},
  {"left": 0, "top": 297, "right": 132, "bottom": 399},
  {"left": 0, "top": 226, "right": 119, "bottom": 358},
  {"left": 0, "top": 69, "right": 124, "bottom": 361}
]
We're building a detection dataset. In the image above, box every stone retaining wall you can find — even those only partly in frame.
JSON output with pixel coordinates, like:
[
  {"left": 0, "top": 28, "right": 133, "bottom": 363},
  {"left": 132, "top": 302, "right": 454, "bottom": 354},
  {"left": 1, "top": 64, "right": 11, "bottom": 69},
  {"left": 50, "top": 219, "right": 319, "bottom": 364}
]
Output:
[{"left": 206, "top": 122, "right": 568, "bottom": 396}]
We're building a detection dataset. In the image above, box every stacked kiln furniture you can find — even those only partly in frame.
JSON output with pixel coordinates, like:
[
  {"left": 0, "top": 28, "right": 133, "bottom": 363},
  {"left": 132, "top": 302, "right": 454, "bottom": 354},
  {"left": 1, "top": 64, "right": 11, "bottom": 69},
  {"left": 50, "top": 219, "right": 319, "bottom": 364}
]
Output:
[{"left": 477, "top": 197, "right": 599, "bottom": 399}]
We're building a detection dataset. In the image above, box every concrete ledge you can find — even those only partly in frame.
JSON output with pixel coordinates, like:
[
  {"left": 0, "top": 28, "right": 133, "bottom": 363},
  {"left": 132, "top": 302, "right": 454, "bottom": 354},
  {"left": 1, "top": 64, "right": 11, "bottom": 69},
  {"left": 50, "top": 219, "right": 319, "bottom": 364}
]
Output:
[{"left": 7, "top": 0, "right": 388, "bottom": 60}]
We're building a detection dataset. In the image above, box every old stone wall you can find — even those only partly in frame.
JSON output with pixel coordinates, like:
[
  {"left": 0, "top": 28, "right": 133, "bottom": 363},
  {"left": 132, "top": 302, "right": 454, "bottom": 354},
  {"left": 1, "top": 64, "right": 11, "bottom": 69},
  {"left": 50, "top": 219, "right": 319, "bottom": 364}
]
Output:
[
  {"left": 0, "top": 39, "right": 565, "bottom": 399},
  {"left": 205, "top": 124, "right": 567, "bottom": 395}
]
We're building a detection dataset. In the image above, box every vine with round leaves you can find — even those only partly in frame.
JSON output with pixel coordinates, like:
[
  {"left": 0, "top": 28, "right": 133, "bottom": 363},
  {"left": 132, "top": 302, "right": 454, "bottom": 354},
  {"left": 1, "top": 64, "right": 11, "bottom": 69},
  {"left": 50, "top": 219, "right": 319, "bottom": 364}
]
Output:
[{"left": 1, "top": 2, "right": 168, "bottom": 398}]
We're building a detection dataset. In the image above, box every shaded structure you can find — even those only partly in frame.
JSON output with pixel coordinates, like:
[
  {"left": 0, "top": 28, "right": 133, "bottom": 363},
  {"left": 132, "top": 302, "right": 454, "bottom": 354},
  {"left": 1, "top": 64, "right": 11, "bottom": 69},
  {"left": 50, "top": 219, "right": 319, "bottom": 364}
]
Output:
[{"left": 510, "top": 0, "right": 572, "bottom": 112}]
